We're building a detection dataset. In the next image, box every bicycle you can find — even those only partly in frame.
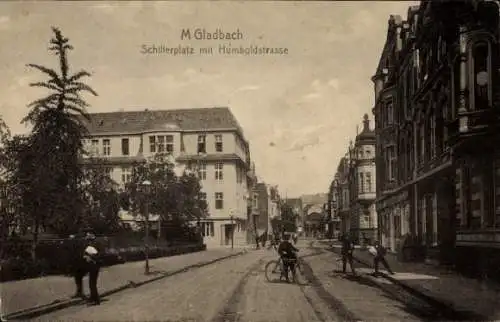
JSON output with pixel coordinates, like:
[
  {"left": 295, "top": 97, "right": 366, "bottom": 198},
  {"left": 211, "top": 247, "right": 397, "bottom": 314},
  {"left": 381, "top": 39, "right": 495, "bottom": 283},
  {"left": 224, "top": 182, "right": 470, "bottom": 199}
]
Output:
[{"left": 265, "top": 251, "right": 302, "bottom": 283}]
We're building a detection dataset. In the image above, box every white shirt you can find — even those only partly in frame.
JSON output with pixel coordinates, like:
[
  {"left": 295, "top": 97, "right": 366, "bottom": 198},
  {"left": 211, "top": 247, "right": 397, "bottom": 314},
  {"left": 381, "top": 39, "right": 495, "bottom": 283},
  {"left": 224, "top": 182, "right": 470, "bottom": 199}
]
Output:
[{"left": 84, "top": 245, "right": 98, "bottom": 256}]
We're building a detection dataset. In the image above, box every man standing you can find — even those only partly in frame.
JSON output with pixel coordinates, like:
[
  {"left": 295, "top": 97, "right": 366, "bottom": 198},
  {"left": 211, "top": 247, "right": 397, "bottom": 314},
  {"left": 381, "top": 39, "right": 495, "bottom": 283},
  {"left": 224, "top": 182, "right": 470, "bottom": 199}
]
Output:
[
  {"left": 372, "top": 240, "right": 395, "bottom": 275},
  {"left": 83, "top": 233, "right": 101, "bottom": 305},
  {"left": 69, "top": 234, "right": 87, "bottom": 299},
  {"left": 340, "top": 235, "right": 356, "bottom": 275}
]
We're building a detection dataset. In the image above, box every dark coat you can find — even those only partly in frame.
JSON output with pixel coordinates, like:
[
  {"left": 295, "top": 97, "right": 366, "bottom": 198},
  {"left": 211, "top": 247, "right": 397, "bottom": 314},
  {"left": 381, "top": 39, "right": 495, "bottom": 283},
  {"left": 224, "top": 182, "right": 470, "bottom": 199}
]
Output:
[{"left": 341, "top": 238, "right": 354, "bottom": 255}]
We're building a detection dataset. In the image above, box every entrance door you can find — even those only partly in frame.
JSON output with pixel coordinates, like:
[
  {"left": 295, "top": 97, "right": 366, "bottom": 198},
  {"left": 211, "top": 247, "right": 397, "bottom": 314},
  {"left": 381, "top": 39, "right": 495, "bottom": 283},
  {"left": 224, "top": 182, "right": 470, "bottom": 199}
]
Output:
[
  {"left": 224, "top": 224, "right": 233, "bottom": 245},
  {"left": 438, "top": 174, "right": 456, "bottom": 264}
]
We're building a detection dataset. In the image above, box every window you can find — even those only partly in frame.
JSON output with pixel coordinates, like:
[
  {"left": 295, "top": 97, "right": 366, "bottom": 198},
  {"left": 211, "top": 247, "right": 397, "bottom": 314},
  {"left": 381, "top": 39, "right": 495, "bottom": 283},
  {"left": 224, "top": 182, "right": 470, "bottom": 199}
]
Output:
[
  {"left": 419, "top": 123, "right": 425, "bottom": 164},
  {"left": 452, "top": 58, "right": 461, "bottom": 118},
  {"left": 472, "top": 42, "right": 491, "bottom": 110},
  {"left": 121, "top": 167, "right": 131, "bottom": 184},
  {"left": 105, "top": 167, "right": 113, "bottom": 178},
  {"left": 358, "top": 173, "right": 364, "bottom": 193},
  {"left": 215, "top": 192, "right": 224, "bottom": 209},
  {"left": 149, "top": 136, "right": 156, "bottom": 153},
  {"left": 166, "top": 135, "right": 174, "bottom": 153},
  {"left": 215, "top": 134, "right": 223, "bottom": 152},
  {"left": 366, "top": 173, "right": 372, "bottom": 192},
  {"left": 236, "top": 166, "right": 242, "bottom": 183},
  {"left": 200, "top": 222, "right": 214, "bottom": 237},
  {"left": 198, "top": 135, "right": 206, "bottom": 153},
  {"left": 198, "top": 162, "right": 207, "bottom": 180},
  {"left": 386, "top": 99, "right": 394, "bottom": 125},
  {"left": 430, "top": 114, "right": 436, "bottom": 159},
  {"left": 358, "top": 149, "right": 364, "bottom": 159},
  {"left": 215, "top": 162, "right": 224, "bottom": 180},
  {"left": 253, "top": 192, "right": 258, "bottom": 209},
  {"left": 149, "top": 135, "right": 175, "bottom": 154},
  {"left": 91, "top": 139, "right": 99, "bottom": 155},
  {"left": 387, "top": 146, "right": 396, "bottom": 181},
  {"left": 199, "top": 192, "right": 207, "bottom": 203},
  {"left": 121, "top": 138, "right": 129, "bottom": 156},
  {"left": 157, "top": 136, "right": 165, "bottom": 152},
  {"left": 102, "top": 139, "right": 111, "bottom": 156}
]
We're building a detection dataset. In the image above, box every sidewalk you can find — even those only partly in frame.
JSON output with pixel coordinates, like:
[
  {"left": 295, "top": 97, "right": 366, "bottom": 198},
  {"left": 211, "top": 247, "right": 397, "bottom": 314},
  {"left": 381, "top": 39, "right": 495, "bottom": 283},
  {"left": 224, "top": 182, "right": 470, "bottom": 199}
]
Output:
[
  {"left": 325, "top": 242, "right": 500, "bottom": 320},
  {"left": 1, "top": 248, "right": 245, "bottom": 319}
]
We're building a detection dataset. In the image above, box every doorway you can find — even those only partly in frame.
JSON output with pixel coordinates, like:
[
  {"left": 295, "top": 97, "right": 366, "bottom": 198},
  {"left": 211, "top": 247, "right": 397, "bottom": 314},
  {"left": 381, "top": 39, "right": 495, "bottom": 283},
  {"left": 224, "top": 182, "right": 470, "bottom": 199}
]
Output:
[{"left": 224, "top": 224, "right": 233, "bottom": 245}]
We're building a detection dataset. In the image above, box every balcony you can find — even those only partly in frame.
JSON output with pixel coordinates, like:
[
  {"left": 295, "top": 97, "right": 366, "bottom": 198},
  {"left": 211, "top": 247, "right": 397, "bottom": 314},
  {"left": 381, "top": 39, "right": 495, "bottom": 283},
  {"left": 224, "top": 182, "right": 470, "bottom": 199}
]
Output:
[
  {"left": 447, "top": 108, "right": 500, "bottom": 145},
  {"left": 357, "top": 191, "right": 376, "bottom": 200}
]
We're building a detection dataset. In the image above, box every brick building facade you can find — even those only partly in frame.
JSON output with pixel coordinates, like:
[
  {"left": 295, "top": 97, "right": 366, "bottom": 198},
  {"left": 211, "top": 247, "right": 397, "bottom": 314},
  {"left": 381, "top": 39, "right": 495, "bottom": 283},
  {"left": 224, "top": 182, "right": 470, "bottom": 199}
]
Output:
[{"left": 372, "top": 0, "right": 500, "bottom": 276}]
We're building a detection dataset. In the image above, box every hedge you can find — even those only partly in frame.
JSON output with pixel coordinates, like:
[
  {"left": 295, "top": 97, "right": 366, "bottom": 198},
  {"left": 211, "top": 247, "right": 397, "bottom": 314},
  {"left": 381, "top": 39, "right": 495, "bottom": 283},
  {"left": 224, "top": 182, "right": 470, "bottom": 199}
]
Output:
[{"left": 0, "top": 242, "right": 206, "bottom": 282}]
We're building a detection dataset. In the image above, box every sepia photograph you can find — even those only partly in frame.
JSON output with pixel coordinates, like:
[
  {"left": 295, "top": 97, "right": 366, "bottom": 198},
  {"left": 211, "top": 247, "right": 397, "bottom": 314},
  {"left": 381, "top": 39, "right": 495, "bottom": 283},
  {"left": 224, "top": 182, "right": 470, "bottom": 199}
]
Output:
[{"left": 1, "top": 0, "right": 500, "bottom": 321}]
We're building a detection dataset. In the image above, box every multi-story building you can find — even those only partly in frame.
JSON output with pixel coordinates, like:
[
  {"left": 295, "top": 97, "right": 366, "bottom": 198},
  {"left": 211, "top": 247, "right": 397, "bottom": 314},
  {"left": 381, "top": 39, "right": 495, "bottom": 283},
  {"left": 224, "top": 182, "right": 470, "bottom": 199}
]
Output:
[
  {"left": 80, "top": 107, "right": 253, "bottom": 248},
  {"left": 251, "top": 182, "right": 280, "bottom": 238},
  {"left": 332, "top": 152, "right": 352, "bottom": 237},
  {"left": 327, "top": 178, "right": 342, "bottom": 239},
  {"left": 372, "top": 0, "right": 500, "bottom": 276},
  {"left": 348, "top": 115, "right": 378, "bottom": 243},
  {"left": 285, "top": 198, "right": 303, "bottom": 234},
  {"left": 246, "top": 162, "right": 258, "bottom": 244}
]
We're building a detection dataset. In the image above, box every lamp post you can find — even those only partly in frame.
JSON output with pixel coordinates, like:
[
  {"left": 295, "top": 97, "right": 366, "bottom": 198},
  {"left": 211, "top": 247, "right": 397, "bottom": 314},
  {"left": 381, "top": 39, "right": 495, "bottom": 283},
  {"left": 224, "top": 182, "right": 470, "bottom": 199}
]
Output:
[
  {"left": 141, "top": 180, "right": 152, "bottom": 275},
  {"left": 230, "top": 214, "right": 234, "bottom": 249}
]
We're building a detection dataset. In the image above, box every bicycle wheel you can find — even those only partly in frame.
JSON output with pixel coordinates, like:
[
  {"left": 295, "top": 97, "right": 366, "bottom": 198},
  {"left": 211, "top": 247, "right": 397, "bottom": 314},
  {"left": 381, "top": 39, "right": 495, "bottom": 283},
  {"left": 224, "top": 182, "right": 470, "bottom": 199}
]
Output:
[
  {"left": 290, "top": 265, "right": 298, "bottom": 283},
  {"left": 295, "top": 257, "right": 303, "bottom": 273},
  {"left": 265, "top": 259, "right": 282, "bottom": 282}
]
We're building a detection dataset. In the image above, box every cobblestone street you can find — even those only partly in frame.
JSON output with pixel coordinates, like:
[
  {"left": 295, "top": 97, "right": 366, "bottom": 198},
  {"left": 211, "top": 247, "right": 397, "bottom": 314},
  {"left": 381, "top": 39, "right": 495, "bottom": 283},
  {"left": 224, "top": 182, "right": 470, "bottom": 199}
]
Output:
[{"left": 19, "top": 241, "right": 455, "bottom": 322}]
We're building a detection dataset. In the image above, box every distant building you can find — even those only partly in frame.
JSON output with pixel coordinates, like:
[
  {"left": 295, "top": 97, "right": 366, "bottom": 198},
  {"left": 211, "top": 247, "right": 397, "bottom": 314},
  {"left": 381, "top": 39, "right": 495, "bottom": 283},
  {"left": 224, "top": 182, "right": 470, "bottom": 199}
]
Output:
[
  {"left": 333, "top": 154, "right": 352, "bottom": 236},
  {"left": 80, "top": 107, "right": 253, "bottom": 248},
  {"left": 251, "top": 183, "right": 280, "bottom": 238},
  {"left": 327, "top": 174, "right": 342, "bottom": 239},
  {"left": 348, "top": 114, "right": 378, "bottom": 243},
  {"left": 285, "top": 198, "right": 303, "bottom": 233},
  {"left": 300, "top": 193, "right": 327, "bottom": 237}
]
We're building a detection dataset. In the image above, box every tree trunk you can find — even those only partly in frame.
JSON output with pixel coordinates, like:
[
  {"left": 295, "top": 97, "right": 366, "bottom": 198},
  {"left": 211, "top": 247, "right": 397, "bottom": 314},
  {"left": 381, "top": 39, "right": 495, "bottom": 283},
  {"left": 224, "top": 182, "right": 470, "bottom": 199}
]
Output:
[
  {"left": 31, "top": 216, "right": 39, "bottom": 262},
  {"left": 0, "top": 210, "right": 7, "bottom": 260}
]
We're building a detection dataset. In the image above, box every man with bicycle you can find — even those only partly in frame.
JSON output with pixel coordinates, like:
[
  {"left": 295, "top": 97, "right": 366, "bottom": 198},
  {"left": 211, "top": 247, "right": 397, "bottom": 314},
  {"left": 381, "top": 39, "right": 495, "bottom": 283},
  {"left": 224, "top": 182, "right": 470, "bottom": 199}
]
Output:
[{"left": 278, "top": 233, "right": 299, "bottom": 282}]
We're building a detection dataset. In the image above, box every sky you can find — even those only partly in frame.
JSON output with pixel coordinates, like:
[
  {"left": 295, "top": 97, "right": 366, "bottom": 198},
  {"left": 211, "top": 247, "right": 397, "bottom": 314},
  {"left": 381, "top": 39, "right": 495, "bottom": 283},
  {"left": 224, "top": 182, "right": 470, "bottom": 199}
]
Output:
[{"left": 0, "top": 1, "right": 418, "bottom": 198}]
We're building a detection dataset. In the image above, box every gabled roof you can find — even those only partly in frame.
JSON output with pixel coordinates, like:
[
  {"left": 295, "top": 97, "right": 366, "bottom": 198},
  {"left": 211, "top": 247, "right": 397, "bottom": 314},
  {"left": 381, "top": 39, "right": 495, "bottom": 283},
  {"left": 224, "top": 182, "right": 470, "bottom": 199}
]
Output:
[
  {"left": 372, "top": 14, "right": 405, "bottom": 79},
  {"left": 81, "top": 107, "right": 246, "bottom": 141}
]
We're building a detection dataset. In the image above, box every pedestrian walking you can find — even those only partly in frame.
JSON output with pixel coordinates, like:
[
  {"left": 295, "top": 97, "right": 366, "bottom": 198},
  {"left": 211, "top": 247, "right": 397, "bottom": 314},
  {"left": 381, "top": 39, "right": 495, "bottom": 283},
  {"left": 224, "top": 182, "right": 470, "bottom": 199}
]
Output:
[
  {"left": 340, "top": 235, "right": 356, "bottom": 275},
  {"left": 370, "top": 240, "right": 395, "bottom": 275},
  {"left": 69, "top": 234, "right": 88, "bottom": 299},
  {"left": 83, "top": 232, "right": 101, "bottom": 305}
]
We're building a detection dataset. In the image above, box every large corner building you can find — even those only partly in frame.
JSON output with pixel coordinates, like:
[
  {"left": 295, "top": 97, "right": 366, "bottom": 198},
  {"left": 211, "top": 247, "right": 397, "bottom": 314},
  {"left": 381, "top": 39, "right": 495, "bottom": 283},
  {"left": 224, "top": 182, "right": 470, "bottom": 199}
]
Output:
[
  {"left": 80, "top": 107, "right": 253, "bottom": 248},
  {"left": 372, "top": 0, "right": 500, "bottom": 277}
]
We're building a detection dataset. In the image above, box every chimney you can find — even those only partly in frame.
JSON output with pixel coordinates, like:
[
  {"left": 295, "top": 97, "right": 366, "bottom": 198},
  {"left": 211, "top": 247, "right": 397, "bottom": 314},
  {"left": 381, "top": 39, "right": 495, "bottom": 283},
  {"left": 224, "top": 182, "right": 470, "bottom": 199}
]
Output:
[{"left": 363, "top": 114, "right": 370, "bottom": 132}]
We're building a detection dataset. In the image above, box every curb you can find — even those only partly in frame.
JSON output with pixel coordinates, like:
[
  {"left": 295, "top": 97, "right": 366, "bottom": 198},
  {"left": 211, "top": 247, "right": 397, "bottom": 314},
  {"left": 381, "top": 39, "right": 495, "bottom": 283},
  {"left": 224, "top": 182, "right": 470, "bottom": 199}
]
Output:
[
  {"left": 3, "top": 250, "right": 247, "bottom": 321},
  {"left": 324, "top": 245, "right": 486, "bottom": 320}
]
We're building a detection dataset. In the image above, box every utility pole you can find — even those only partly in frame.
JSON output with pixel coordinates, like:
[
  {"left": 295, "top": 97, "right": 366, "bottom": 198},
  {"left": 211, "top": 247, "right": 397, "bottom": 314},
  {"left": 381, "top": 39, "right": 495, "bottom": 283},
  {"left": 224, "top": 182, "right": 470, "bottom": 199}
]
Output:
[
  {"left": 141, "top": 180, "right": 151, "bottom": 275},
  {"left": 230, "top": 214, "right": 234, "bottom": 249}
]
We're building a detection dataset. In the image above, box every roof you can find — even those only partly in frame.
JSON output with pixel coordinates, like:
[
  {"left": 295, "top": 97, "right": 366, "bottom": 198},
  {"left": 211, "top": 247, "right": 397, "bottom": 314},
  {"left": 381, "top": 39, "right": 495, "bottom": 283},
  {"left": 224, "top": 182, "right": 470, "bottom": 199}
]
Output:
[
  {"left": 355, "top": 114, "right": 375, "bottom": 143},
  {"left": 285, "top": 198, "right": 302, "bottom": 209},
  {"left": 356, "top": 128, "right": 376, "bottom": 142},
  {"left": 81, "top": 107, "right": 246, "bottom": 142}
]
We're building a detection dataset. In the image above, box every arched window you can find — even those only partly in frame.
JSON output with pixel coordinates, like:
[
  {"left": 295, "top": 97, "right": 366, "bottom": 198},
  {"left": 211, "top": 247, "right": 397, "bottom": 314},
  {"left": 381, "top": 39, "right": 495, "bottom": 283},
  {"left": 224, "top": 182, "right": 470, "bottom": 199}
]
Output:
[
  {"left": 452, "top": 57, "right": 461, "bottom": 116},
  {"left": 470, "top": 41, "right": 492, "bottom": 110}
]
